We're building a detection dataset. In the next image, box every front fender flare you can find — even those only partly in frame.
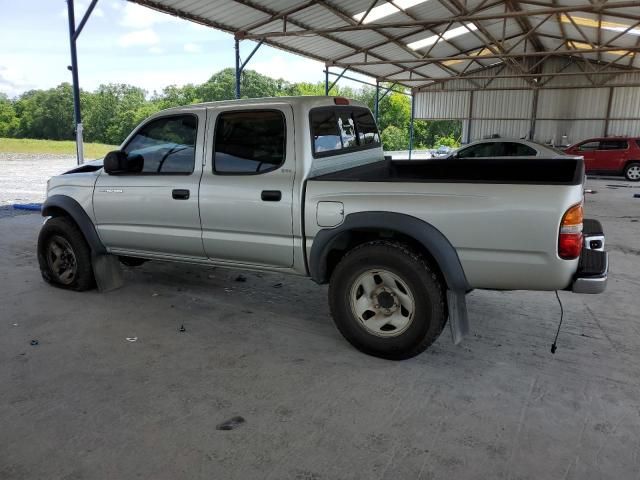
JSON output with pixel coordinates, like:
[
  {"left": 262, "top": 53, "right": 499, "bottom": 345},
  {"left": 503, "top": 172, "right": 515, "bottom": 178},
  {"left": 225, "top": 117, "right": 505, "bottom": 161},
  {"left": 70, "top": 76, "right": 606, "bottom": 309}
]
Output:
[{"left": 42, "top": 194, "right": 106, "bottom": 255}]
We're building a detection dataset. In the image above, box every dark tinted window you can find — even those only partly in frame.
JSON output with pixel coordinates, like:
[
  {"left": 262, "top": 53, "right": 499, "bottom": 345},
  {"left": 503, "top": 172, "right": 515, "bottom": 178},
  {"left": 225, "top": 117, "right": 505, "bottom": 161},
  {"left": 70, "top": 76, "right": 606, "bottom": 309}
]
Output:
[
  {"left": 311, "top": 110, "right": 342, "bottom": 154},
  {"left": 214, "top": 110, "right": 285, "bottom": 174},
  {"left": 123, "top": 115, "right": 197, "bottom": 174},
  {"left": 311, "top": 107, "right": 380, "bottom": 156},
  {"left": 354, "top": 109, "right": 380, "bottom": 145},
  {"left": 503, "top": 142, "right": 537, "bottom": 156},
  {"left": 578, "top": 141, "right": 599, "bottom": 151},
  {"left": 457, "top": 142, "right": 497, "bottom": 158},
  {"left": 599, "top": 140, "right": 628, "bottom": 150}
]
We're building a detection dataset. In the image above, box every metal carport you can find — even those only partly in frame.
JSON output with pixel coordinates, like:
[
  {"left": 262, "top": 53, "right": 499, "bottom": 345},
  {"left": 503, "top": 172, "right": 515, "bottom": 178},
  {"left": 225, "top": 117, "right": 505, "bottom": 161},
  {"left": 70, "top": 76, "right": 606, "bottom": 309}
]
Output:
[{"left": 66, "top": 0, "right": 640, "bottom": 159}]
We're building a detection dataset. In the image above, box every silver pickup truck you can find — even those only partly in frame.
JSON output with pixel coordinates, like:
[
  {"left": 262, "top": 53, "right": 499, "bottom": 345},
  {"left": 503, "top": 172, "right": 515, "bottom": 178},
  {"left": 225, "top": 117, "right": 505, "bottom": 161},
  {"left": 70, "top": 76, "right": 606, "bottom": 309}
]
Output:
[{"left": 39, "top": 96, "right": 608, "bottom": 359}]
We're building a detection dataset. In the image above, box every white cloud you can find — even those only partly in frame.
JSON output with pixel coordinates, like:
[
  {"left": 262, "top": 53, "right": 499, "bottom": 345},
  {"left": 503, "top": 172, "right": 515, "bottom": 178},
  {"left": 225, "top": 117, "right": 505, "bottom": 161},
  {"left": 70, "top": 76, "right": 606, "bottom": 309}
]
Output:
[
  {"left": 117, "top": 29, "right": 160, "bottom": 47},
  {"left": 183, "top": 43, "right": 202, "bottom": 53},
  {"left": 120, "top": 2, "right": 178, "bottom": 28},
  {"left": 148, "top": 46, "right": 164, "bottom": 55},
  {"left": 0, "top": 65, "right": 36, "bottom": 97}
]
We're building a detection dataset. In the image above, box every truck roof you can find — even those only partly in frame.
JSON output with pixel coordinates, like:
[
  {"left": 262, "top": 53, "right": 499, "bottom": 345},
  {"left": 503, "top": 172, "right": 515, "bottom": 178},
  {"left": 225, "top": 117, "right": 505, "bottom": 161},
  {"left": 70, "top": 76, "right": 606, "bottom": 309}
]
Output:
[{"left": 159, "top": 96, "right": 369, "bottom": 115}]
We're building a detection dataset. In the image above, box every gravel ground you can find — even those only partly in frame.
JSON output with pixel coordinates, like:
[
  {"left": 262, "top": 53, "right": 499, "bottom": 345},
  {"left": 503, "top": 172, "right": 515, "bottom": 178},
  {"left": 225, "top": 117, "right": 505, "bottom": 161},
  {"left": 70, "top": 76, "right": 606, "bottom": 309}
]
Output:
[{"left": 0, "top": 153, "right": 80, "bottom": 207}]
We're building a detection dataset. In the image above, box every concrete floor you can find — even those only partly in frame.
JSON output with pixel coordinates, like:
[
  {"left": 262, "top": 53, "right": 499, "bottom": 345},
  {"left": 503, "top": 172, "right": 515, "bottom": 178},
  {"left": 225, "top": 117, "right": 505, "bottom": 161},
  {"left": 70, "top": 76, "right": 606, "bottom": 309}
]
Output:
[{"left": 1, "top": 178, "right": 639, "bottom": 480}]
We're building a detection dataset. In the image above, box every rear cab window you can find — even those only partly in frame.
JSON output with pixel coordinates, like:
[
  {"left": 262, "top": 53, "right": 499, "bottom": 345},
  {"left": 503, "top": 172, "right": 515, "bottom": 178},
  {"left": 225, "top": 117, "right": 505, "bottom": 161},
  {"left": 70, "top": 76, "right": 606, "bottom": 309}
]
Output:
[{"left": 310, "top": 107, "right": 380, "bottom": 158}]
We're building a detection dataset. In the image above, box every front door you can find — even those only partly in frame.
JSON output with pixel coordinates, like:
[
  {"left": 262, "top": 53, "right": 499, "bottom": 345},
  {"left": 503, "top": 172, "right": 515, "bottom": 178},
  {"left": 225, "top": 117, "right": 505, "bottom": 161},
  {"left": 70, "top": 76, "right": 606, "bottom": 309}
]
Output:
[
  {"left": 594, "top": 139, "right": 629, "bottom": 172},
  {"left": 199, "top": 105, "right": 295, "bottom": 268},
  {"left": 93, "top": 111, "right": 206, "bottom": 258},
  {"left": 576, "top": 140, "right": 599, "bottom": 171}
]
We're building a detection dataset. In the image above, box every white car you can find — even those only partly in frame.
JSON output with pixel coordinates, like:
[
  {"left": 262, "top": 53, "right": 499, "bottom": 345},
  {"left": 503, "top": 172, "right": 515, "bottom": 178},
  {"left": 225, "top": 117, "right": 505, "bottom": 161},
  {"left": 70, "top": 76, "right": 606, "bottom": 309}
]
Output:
[{"left": 449, "top": 138, "right": 578, "bottom": 159}]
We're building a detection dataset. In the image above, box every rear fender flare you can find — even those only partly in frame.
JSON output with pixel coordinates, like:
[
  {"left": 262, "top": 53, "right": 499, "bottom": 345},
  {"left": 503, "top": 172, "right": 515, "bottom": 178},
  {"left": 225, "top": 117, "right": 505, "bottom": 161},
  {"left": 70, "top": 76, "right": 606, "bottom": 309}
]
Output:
[{"left": 309, "top": 211, "right": 469, "bottom": 292}]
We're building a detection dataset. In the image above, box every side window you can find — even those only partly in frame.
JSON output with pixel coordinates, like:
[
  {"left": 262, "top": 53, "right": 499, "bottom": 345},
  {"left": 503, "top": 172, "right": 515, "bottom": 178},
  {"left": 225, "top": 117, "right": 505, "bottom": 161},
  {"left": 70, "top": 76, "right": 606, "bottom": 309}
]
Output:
[
  {"left": 337, "top": 111, "right": 357, "bottom": 148},
  {"left": 457, "top": 143, "right": 496, "bottom": 158},
  {"left": 354, "top": 109, "right": 380, "bottom": 145},
  {"left": 503, "top": 142, "right": 537, "bottom": 156},
  {"left": 599, "top": 140, "right": 628, "bottom": 150},
  {"left": 123, "top": 115, "right": 197, "bottom": 174},
  {"left": 213, "top": 110, "right": 285, "bottom": 174},
  {"left": 310, "top": 107, "right": 380, "bottom": 156},
  {"left": 311, "top": 110, "right": 342, "bottom": 154},
  {"left": 578, "top": 141, "right": 599, "bottom": 151}
]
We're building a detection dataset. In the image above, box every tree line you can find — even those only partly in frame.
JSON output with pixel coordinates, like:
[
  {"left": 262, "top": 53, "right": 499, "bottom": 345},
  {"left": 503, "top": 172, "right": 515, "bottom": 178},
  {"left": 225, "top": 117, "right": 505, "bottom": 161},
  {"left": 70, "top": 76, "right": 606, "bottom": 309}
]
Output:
[{"left": 0, "top": 67, "right": 460, "bottom": 150}]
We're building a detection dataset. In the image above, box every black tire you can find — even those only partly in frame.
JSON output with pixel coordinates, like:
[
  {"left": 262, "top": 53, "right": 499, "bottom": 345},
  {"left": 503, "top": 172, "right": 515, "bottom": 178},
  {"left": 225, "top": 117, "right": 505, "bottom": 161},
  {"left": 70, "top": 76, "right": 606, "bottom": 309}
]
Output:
[
  {"left": 624, "top": 162, "right": 640, "bottom": 182},
  {"left": 37, "top": 216, "right": 95, "bottom": 291},
  {"left": 119, "top": 256, "right": 148, "bottom": 267},
  {"left": 328, "top": 241, "right": 446, "bottom": 360}
]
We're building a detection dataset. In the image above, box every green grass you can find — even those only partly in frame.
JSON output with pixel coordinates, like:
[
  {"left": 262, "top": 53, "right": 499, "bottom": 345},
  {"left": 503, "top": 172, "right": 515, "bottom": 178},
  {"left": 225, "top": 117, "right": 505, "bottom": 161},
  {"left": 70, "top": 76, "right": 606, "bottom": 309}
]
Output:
[{"left": 0, "top": 138, "right": 117, "bottom": 159}]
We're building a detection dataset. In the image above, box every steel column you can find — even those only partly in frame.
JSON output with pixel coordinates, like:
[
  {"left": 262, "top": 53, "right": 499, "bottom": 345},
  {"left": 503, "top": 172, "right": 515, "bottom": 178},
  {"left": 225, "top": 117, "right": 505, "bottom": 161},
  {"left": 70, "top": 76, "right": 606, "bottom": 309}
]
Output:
[
  {"left": 466, "top": 91, "right": 474, "bottom": 143},
  {"left": 325, "top": 68, "right": 329, "bottom": 95},
  {"left": 604, "top": 86, "right": 614, "bottom": 136},
  {"left": 529, "top": 88, "right": 539, "bottom": 140},
  {"left": 408, "top": 93, "right": 415, "bottom": 160},
  {"left": 66, "top": 0, "right": 84, "bottom": 165},
  {"left": 235, "top": 38, "right": 241, "bottom": 99},
  {"left": 374, "top": 80, "right": 379, "bottom": 124}
]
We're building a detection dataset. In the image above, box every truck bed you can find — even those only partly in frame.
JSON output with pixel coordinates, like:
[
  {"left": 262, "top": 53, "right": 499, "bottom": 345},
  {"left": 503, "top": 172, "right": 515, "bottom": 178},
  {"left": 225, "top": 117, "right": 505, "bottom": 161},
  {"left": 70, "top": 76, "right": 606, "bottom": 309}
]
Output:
[{"left": 310, "top": 157, "right": 584, "bottom": 185}]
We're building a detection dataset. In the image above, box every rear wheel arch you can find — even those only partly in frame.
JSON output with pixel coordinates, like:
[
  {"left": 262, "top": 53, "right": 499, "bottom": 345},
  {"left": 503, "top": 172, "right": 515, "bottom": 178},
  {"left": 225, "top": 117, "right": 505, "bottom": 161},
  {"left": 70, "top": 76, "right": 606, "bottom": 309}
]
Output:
[{"left": 309, "top": 211, "right": 470, "bottom": 293}]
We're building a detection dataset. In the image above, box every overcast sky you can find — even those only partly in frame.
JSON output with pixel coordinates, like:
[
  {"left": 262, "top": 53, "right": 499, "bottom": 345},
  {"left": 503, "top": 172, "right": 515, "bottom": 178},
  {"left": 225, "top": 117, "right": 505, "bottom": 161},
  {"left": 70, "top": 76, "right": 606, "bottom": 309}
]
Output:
[{"left": 0, "top": 0, "right": 367, "bottom": 98}]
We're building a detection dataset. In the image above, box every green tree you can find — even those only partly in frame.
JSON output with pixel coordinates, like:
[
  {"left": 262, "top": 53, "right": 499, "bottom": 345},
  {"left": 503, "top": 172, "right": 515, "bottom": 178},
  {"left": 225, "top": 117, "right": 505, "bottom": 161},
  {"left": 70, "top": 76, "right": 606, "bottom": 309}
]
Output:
[
  {"left": 380, "top": 125, "right": 408, "bottom": 151},
  {"left": 83, "top": 84, "right": 147, "bottom": 144},
  {"left": 0, "top": 93, "right": 18, "bottom": 137},
  {"left": 13, "top": 84, "right": 75, "bottom": 140}
]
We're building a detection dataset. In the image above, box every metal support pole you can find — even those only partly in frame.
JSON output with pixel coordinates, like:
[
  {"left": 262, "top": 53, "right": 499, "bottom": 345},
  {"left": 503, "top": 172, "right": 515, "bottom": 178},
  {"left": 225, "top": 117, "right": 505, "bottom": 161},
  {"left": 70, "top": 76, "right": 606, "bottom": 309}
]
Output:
[
  {"left": 604, "top": 86, "right": 614, "bottom": 136},
  {"left": 66, "top": 0, "right": 84, "bottom": 165},
  {"left": 235, "top": 39, "right": 263, "bottom": 99},
  {"left": 408, "top": 93, "right": 415, "bottom": 160},
  {"left": 324, "top": 68, "right": 329, "bottom": 96},
  {"left": 235, "top": 38, "right": 241, "bottom": 99},
  {"left": 529, "top": 88, "right": 539, "bottom": 141},
  {"left": 374, "top": 80, "right": 379, "bottom": 125},
  {"left": 466, "top": 91, "right": 474, "bottom": 144}
]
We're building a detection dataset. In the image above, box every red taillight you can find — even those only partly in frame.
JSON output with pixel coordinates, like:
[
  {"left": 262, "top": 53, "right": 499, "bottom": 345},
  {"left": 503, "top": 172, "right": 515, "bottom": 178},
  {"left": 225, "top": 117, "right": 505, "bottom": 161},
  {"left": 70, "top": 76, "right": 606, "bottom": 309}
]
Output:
[
  {"left": 334, "top": 97, "right": 350, "bottom": 105},
  {"left": 558, "top": 203, "right": 583, "bottom": 260}
]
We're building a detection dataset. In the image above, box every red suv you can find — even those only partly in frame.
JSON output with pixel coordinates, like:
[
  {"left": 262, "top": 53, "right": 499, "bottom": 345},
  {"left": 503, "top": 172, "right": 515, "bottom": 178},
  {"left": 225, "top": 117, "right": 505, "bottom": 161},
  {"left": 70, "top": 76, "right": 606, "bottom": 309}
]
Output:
[{"left": 564, "top": 137, "right": 640, "bottom": 181}]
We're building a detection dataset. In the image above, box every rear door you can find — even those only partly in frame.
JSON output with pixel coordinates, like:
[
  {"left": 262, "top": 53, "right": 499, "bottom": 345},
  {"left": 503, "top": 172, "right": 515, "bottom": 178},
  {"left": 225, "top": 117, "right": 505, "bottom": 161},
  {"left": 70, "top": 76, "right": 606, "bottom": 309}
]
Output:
[
  {"left": 93, "top": 112, "right": 205, "bottom": 257},
  {"left": 199, "top": 105, "right": 295, "bottom": 268},
  {"left": 594, "top": 139, "right": 629, "bottom": 172}
]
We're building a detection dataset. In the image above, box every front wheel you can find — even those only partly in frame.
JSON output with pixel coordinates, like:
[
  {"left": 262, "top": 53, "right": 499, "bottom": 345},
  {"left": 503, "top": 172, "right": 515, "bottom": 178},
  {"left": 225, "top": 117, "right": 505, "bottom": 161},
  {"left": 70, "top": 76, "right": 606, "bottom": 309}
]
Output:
[
  {"left": 37, "top": 216, "right": 95, "bottom": 291},
  {"left": 329, "top": 241, "right": 446, "bottom": 360},
  {"left": 624, "top": 162, "right": 640, "bottom": 181}
]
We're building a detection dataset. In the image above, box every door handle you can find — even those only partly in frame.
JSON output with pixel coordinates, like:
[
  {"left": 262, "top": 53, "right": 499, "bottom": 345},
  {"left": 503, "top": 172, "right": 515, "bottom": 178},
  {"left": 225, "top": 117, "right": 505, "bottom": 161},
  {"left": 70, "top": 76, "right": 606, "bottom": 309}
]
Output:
[
  {"left": 172, "top": 189, "right": 190, "bottom": 200},
  {"left": 261, "top": 190, "right": 282, "bottom": 202}
]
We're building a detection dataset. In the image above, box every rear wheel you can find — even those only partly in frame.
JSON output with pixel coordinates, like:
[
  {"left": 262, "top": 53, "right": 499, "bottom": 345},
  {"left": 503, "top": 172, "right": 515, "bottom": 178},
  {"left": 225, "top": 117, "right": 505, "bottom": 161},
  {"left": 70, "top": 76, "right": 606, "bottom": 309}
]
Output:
[
  {"left": 37, "top": 216, "right": 95, "bottom": 291},
  {"left": 329, "top": 241, "right": 446, "bottom": 360},
  {"left": 624, "top": 162, "right": 640, "bottom": 181}
]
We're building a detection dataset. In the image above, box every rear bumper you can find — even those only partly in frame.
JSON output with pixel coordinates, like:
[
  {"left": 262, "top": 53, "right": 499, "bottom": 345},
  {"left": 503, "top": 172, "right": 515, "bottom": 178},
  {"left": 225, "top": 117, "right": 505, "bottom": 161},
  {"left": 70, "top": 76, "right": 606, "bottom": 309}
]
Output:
[
  {"left": 572, "top": 252, "right": 608, "bottom": 294},
  {"left": 572, "top": 219, "right": 608, "bottom": 294}
]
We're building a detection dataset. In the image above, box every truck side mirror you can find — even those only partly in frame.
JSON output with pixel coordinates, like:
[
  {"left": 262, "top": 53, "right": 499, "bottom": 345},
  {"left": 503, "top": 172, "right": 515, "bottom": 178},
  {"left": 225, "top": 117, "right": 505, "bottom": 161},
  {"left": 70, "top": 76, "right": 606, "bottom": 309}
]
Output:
[
  {"left": 104, "top": 150, "right": 129, "bottom": 175},
  {"left": 104, "top": 151, "right": 143, "bottom": 174}
]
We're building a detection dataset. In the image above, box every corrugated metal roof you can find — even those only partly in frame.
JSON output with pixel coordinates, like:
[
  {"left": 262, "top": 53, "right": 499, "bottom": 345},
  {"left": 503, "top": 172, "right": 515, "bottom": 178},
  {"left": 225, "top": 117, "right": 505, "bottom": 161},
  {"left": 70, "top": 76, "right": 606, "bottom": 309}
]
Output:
[{"left": 130, "top": 0, "right": 640, "bottom": 89}]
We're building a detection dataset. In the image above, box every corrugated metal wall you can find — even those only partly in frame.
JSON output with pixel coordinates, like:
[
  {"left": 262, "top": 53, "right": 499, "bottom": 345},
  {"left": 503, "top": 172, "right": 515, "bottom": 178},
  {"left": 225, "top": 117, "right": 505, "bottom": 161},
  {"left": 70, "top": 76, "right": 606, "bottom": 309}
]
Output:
[{"left": 414, "top": 59, "right": 640, "bottom": 145}]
